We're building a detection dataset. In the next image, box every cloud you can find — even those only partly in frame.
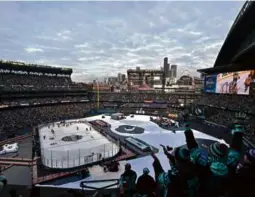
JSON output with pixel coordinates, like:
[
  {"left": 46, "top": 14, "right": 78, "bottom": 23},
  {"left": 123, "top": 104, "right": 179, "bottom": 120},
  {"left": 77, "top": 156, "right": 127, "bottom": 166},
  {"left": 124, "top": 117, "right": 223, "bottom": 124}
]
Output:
[
  {"left": 25, "top": 47, "right": 44, "bottom": 53},
  {"left": 0, "top": 1, "right": 244, "bottom": 82},
  {"left": 74, "top": 43, "right": 89, "bottom": 48}
]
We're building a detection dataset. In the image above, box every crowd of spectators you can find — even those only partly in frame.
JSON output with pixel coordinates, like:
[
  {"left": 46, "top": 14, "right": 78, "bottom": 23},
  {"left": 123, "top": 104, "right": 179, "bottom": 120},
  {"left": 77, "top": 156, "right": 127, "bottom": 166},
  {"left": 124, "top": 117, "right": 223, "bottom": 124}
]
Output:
[
  {"left": 2, "top": 123, "right": 253, "bottom": 197},
  {"left": 206, "top": 110, "right": 236, "bottom": 126},
  {"left": 0, "top": 103, "right": 91, "bottom": 141},
  {"left": 193, "top": 93, "right": 255, "bottom": 143},
  {"left": 0, "top": 91, "right": 254, "bottom": 196},
  {"left": 0, "top": 73, "right": 88, "bottom": 91},
  {"left": 0, "top": 96, "right": 89, "bottom": 106},
  {"left": 91, "top": 93, "right": 180, "bottom": 104},
  {"left": 117, "top": 125, "right": 255, "bottom": 197},
  {"left": 1, "top": 122, "right": 254, "bottom": 197},
  {"left": 194, "top": 93, "right": 255, "bottom": 114}
]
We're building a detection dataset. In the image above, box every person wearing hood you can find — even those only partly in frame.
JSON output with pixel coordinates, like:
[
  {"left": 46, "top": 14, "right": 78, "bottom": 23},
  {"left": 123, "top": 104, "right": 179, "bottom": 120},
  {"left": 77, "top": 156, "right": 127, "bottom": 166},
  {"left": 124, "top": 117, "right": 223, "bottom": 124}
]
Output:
[
  {"left": 231, "top": 148, "right": 255, "bottom": 197},
  {"left": 152, "top": 145, "right": 199, "bottom": 197},
  {"left": 136, "top": 167, "right": 156, "bottom": 197},
  {"left": 119, "top": 163, "right": 137, "bottom": 197}
]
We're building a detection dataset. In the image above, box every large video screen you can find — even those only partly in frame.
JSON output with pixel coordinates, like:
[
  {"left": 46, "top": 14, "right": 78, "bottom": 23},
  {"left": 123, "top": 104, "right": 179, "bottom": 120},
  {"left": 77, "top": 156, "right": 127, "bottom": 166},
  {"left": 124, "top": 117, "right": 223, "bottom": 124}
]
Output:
[{"left": 204, "top": 70, "right": 255, "bottom": 95}]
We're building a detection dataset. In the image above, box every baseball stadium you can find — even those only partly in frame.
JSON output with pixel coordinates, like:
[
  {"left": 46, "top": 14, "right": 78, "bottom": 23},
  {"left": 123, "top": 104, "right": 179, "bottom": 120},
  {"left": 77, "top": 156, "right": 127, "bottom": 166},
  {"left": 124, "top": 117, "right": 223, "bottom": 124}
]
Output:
[{"left": 0, "top": 1, "right": 255, "bottom": 197}]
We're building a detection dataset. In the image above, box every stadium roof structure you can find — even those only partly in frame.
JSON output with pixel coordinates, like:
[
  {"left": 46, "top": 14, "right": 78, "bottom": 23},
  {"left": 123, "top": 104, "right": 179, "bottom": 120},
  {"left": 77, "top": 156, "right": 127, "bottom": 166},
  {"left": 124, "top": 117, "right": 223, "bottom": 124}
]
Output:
[
  {"left": 198, "top": 1, "right": 255, "bottom": 74},
  {"left": 0, "top": 60, "right": 73, "bottom": 75}
]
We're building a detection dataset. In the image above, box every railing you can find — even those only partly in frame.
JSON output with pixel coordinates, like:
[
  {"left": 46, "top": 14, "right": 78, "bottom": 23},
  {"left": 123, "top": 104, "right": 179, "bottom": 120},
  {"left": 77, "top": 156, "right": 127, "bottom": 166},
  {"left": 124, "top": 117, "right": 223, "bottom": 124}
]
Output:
[
  {"left": 80, "top": 179, "right": 120, "bottom": 197},
  {"left": 0, "top": 133, "right": 32, "bottom": 146},
  {"left": 41, "top": 143, "right": 120, "bottom": 169}
]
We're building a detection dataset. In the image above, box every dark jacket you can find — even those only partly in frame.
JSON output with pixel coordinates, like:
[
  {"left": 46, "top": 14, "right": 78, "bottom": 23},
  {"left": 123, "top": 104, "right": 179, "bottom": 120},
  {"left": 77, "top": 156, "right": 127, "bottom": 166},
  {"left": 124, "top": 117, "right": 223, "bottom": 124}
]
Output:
[
  {"left": 184, "top": 129, "right": 230, "bottom": 197},
  {"left": 231, "top": 162, "right": 255, "bottom": 197},
  {"left": 120, "top": 169, "right": 137, "bottom": 196},
  {"left": 136, "top": 174, "right": 156, "bottom": 196},
  {"left": 226, "top": 131, "right": 243, "bottom": 176},
  {"left": 153, "top": 155, "right": 199, "bottom": 197}
]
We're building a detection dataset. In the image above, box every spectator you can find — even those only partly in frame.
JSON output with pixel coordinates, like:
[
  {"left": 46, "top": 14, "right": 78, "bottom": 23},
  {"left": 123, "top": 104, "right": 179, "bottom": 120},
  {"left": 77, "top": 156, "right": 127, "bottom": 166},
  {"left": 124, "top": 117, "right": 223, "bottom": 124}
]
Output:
[
  {"left": 0, "top": 103, "right": 91, "bottom": 142},
  {"left": 152, "top": 145, "right": 199, "bottom": 197},
  {"left": 136, "top": 167, "right": 156, "bottom": 197},
  {"left": 119, "top": 163, "right": 137, "bottom": 197},
  {"left": 231, "top": 149, "right": 255, "bottom": 197},
  {"left": 0, "top": 71, "right": 88, "bottom": 92},
  {"left": 0, "top": 174, "right": 7, "bottom": 195},
  {"left": 184, "top": 123, "right": 243, "bottom": 197}
]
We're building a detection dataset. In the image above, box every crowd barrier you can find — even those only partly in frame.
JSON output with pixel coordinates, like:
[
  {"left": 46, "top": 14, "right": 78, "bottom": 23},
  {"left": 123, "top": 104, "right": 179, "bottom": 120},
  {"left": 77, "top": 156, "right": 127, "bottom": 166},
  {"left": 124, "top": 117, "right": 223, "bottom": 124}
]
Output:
[
  {"left": 204, "top": 120, "right": 228, "bottom": 129},
  {"left": 41, "top": 142, "right": 120, "bottom": 169},
  {"left": 0, "top": 133, "right": 32, "bottom": 146}
]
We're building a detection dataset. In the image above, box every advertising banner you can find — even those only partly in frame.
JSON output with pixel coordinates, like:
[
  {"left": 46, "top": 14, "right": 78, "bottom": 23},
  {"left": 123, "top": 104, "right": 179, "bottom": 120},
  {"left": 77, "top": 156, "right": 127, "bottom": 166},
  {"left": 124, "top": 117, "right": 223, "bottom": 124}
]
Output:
[{"left": 204, "top": 74, "right": 217, "bottom": 93}]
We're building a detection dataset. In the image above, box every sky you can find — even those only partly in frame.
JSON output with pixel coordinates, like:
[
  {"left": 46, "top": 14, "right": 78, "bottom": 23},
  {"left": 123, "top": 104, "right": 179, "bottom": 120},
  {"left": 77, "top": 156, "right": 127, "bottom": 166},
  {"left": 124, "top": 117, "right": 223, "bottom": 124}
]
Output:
[{"left": 0, "top": 1, "right": 244, "bottom": 82}]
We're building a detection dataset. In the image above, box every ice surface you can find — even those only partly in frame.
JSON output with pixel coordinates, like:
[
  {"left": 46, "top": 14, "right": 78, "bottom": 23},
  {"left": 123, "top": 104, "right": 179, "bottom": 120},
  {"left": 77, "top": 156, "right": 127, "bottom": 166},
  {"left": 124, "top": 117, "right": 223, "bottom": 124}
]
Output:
[
  {"left": 0, "top": 142, "right": 18, "bottom": 155},
  {"left": 39, "top": 121, "right": 119, "bottom": 168},
  {"left": 37, "top": 115, "right": 226, "bottom": 189}
]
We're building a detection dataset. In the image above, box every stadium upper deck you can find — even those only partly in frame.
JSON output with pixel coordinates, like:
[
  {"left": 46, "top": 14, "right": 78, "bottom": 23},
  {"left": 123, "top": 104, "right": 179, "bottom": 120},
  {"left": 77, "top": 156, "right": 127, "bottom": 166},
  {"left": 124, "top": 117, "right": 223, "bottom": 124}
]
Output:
[
  {"left": 198, "top": 1, "right": 255, "bottom": 74},
  {"left": 0, "top": 60, "right": 72, "bottom": 75},
  {"left": 0, "top": 60, "right": 88, "bottom": 92}
]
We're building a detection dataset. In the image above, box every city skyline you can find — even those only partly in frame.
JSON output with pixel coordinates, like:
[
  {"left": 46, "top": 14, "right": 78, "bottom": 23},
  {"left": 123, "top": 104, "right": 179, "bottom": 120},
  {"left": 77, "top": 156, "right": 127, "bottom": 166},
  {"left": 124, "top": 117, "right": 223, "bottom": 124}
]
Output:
[{"left": 0, "top": 1, "right": 243, "bottom": 82}]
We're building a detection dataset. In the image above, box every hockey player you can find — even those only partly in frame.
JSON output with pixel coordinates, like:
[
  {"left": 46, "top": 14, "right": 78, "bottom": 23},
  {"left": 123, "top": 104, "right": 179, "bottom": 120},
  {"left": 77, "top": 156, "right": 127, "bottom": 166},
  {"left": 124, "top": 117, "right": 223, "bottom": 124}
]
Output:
[{"left": 98, "top": 153, "right": 102, "bottom": 160}]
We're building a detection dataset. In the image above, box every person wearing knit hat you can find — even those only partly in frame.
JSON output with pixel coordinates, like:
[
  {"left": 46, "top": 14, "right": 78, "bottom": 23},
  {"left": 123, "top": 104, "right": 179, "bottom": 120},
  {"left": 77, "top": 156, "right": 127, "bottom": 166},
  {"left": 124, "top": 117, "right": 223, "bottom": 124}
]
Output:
[
  {"left": 174, "top": 147, "right": 190, "bottom": 162},
  {"left": 136, "top": 167, "right": 156, "bottom": 197},
  {"left": 155, "top": 145, "right": 199, "bottom": 197},
  {"left": 208, "top": 142, "right": 229, "bottom": 169},
  {"left": 227, "top": 123, "right": 243, "bottom": 173},
  {"left": 231, "top": 124, "right": 243, "bottom": 135},
  {"left": 184, "top": 126, "right": 231, "bottom": 197},
  {"left": 231, "top": 148, "right": 255, "bottom": 197},
  {"left": 208, "top": 142, "right": 228, "bottom": 162}
]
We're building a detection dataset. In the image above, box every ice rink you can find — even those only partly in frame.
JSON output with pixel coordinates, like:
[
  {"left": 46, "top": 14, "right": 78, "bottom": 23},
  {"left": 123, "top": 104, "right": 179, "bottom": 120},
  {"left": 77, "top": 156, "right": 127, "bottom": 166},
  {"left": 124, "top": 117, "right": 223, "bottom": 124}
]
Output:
[
  {"left": 38, "top": 114, "right": 226, "bottom": 189},
  {"left": 85, "top": 114, "right": 223, "bottom": 147},
  {"left": 39, "top": 120, "right": 120, "bottom": 168}
]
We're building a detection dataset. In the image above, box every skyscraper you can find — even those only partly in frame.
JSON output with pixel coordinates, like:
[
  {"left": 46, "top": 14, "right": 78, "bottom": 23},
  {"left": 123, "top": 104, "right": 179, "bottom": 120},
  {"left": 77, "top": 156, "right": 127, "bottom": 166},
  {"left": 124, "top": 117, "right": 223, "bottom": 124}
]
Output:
[
  {"left": 121, "top": 74, "right": 126, "bottom": 82},
  {"left": 171, "top": 65, "right": 177, "bottom": 78},
  {"left": 163, "top": 57, "right": 170, "bottom": 77},
  {"left": 118, "top": 73, "right": 122, "bottom": 82}
]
